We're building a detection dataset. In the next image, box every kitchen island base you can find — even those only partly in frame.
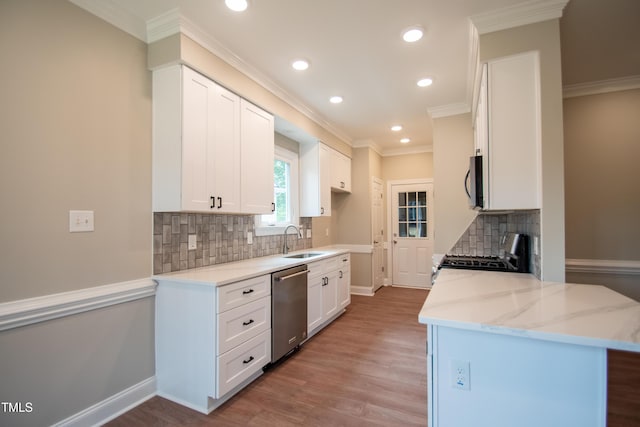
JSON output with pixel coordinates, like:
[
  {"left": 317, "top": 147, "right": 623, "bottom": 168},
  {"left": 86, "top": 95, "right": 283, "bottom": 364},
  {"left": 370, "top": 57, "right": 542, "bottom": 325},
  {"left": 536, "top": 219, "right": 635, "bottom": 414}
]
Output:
[{"left": 428, "top": 324, "right": 606, "bottom": 427}]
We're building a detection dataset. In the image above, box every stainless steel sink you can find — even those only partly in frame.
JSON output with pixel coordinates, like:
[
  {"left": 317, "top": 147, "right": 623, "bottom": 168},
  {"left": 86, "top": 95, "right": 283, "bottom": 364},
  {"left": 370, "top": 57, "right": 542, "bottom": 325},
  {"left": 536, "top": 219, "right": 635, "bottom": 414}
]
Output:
[{"left": 284, "top": 252, "right": 324, "bottom": 259}]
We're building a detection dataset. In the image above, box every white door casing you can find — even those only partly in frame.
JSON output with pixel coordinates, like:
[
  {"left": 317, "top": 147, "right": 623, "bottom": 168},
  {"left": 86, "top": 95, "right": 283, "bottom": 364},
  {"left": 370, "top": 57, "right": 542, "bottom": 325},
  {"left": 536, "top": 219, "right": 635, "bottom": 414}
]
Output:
[
  {"left": 388, "top": 180, "right": 434, "bottom": 288},
  {"left": 372, "top": 178, "right": 384, "bottom": 291}
]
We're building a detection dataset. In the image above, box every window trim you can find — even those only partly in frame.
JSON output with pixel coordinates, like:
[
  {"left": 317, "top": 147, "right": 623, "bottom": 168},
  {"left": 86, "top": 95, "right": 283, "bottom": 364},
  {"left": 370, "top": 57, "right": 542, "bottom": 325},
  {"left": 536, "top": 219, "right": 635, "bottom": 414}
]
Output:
[{"left": 255, "top": 145, "right": 300, "bottom": 236}]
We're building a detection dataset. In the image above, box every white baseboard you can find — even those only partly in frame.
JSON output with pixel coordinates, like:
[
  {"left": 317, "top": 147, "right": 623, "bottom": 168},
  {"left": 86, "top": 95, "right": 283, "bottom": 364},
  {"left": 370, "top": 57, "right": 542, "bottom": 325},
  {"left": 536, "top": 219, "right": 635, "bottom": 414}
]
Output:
[
  {"left": 350, "top": 285, "right": 375, "bottom": 296},
  {"left": 0, "top": 278, "right": 157, "bottom": 331},
  {"left": 53, "top": 376, "right": 156, "bottom": 427},
  {"left": 565, "top": 258, "right": 640, "bottom": 276}
]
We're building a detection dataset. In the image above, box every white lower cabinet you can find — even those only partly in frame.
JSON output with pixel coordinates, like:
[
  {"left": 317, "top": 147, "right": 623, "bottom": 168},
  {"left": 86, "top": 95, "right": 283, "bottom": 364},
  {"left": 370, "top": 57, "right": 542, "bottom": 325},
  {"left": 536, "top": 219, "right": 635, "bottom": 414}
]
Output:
[
  {"left": 307, "top": 254, "right": 350, "bottom": 336},
  {"left": 337, "top": 254, "right": 351, "bottom": 309},
  {"left": 155, "top": 274, "right": 271, "bottom": 414}
]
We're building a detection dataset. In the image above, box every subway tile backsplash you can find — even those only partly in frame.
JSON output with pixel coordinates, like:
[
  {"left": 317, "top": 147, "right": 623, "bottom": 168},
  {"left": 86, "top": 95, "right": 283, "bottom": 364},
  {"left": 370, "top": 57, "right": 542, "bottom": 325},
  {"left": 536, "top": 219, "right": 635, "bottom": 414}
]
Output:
[
  {"left": 449, "top": 210, "right": 541, "bottom": 279},
  {"left": 153, "top": 213, "right": 312, "bottom": 274}
]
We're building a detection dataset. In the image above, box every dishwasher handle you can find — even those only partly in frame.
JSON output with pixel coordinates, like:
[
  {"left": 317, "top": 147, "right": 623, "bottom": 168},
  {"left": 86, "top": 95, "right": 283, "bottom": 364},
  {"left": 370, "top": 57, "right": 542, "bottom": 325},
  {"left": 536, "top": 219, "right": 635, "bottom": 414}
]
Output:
[{"left": 274, "top": 270, "right": 310, "bottom": 281}]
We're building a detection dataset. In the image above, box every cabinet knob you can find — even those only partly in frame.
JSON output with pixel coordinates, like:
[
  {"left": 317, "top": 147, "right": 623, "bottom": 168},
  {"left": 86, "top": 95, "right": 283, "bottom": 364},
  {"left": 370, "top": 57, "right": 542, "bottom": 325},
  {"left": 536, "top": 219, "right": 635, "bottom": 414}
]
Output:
[
  {"left": 242, "top": 319, "right": 254, "bottom": 326},
  {"left": 242, "top": 356, "right": 254, "bottom": 364},
  {"left": 340, "top": 181, "right": 345, "bottom": 188},
  {"left": 242, "top": 289, "right": 254, "bottom": 295},
  {"left": 320, "top": 207, "right": 325, "bottom": 215},
  {"left": 217, "top": 197, "right": 222, "bottom": 209},
  {"left": 210, "top": 196, "right": 215, "bottom": 209}
]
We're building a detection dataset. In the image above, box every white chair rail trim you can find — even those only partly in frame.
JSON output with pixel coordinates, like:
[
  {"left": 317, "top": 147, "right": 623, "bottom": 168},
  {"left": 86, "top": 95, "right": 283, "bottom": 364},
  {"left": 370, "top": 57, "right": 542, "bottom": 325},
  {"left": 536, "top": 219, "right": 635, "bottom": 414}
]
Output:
[
  {"left": 0, "top": 278, "right": 157, "bottom": 331},
  {"left": 566, "top": 258, "right": 640, "bottom": 276}
]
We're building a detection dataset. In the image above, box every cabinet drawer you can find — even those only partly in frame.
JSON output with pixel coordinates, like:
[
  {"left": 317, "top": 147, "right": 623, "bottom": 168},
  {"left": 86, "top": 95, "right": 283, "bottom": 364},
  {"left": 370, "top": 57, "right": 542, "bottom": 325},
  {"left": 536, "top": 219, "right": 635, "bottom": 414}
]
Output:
[
  {"left": 217, "top": 297, "right": 270, "bottom": 355},
  {"left": 323, "top": 256, "right": 339, "bottom": 272},
  {"left": 217, "top": 274, "right": 270, "bottom": 313},
  {"left": 338, "top": 253, "right": 350, "bottom": 266},
  {"left": 216, "top": 329, "right": 271, "bottom": 398},
  {"left": 307, "top": 260, "right": 324, "bottom": 278}
]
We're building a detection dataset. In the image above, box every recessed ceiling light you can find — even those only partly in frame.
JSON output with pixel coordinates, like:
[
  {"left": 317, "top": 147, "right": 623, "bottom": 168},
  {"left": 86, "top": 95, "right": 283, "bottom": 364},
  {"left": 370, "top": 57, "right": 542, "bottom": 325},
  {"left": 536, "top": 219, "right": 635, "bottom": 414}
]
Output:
[
  {"left": 329, "top": 96, "right": 343, "bottom": 104},
  {"left": 291, "top": 59, "right": 310, "bottom": 71},
  {"left": 391, "top": 125, "right": 402, "bottom": 132},
  {"left": 417, "top": 77, "right": 433, "bottom": 87},
  {"left": 402, "top": 26, "right": 424, "bottom": 43},
  {"left": 225, "top": 0, "right": 248, "bottom": 12},
  {"left": 400, "top": 138, "right": 411, "bottom": 144}
]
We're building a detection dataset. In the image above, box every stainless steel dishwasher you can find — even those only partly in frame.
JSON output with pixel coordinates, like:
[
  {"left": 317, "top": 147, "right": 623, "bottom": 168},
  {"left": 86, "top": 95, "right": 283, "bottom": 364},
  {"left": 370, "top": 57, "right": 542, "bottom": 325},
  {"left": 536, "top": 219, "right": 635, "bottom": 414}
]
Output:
[{"left": 271, "top": 264, "right": 308, "bottom": 363}]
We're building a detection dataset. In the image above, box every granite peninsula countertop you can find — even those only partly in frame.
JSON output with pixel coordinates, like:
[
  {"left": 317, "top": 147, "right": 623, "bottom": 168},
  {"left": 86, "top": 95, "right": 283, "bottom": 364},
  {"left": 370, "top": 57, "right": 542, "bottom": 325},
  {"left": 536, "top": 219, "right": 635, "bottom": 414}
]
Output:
[
  {"left": 153, "top": 246, "right": 349, "bottom": 287},
  {"left": 419, "top": 269, "right": 640, "bottom": 352}
]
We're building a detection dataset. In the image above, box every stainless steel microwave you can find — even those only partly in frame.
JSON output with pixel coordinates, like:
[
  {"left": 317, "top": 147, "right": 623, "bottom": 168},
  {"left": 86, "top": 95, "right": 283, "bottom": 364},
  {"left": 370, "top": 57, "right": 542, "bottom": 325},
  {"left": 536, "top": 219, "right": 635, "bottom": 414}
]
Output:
[{"left": 465, "top": 155, "right": 483, "bottom": 209}]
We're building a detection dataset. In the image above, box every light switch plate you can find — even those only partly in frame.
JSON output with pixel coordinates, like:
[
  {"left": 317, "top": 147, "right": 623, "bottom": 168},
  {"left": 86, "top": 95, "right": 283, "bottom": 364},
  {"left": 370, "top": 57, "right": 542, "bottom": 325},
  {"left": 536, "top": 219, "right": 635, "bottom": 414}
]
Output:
[{"left": 69, "top": 210, "right": 94, "bottom": 233}]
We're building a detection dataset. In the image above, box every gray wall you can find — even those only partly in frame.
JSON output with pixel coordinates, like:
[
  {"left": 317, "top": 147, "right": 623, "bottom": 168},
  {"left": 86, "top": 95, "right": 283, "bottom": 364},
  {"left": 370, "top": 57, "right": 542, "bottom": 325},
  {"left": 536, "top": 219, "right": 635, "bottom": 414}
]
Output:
[
  {"left": 0, "top": 1, "right": 154, "bottom": 425},
  {"left": 564, "top": 88, "right": 640, "bottom": 301}
]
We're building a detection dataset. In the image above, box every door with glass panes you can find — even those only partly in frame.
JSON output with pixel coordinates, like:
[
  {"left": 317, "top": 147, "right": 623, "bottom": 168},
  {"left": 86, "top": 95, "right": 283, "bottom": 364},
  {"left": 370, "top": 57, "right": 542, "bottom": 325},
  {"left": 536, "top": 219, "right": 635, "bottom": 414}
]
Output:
[{"left": 391, "top": 182, "right": 434, "bottom": 288}]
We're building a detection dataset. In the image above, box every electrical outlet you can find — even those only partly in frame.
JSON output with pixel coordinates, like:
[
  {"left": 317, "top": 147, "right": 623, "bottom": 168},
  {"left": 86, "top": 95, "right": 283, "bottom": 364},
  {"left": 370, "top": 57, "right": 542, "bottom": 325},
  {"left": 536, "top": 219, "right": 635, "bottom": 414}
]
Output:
[
  {"left": 451, "top": 360, "right": 470, "bottom": 390},
  {"left": 247, "top": 231, "right": 253, "bottom": 245},
  {"left": 306, "top": 229, "right": 312, "bottom": 238},
  {"left": 188, "top": 234, "right": 197, "bottom": 250}
]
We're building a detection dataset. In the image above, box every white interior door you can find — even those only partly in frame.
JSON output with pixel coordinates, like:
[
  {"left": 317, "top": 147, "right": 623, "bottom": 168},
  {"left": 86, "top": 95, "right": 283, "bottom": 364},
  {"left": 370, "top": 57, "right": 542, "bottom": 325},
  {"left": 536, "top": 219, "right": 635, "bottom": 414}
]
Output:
[
  {"left": 372, "top": 178, "right": 384, "bottom": 292},
  {"left": 391, "top": 182, "right": 434, "bottom": 288}
]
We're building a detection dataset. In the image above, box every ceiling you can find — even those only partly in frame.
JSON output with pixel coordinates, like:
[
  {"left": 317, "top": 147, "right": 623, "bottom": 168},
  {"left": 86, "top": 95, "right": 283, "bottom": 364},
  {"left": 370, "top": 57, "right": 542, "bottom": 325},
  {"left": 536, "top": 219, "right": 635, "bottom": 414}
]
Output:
[{"left": 71, "top": 0, "right": 639, "bottom": 155}]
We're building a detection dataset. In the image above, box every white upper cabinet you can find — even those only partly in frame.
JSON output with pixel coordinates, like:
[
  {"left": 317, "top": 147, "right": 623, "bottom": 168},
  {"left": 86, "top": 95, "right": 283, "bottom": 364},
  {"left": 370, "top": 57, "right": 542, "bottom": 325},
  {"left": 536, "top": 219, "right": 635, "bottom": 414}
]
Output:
[
  {"left": 300, "top": 142, "right": 352, "bottom": 216},
  {"left": 300, "top": 142, "right": 331, "bottom": 216},
  {"left": 152, "top": 65, "right": 273, "bottom": 214},
  {"left": 240, "top": 99, "right": 275, "bottom": 214},
  {"left": 476, "top": 51, "right": 541, "bottom": 210},
  {"left": 330, "top": 149, "right": 351, "bottom": 193}
]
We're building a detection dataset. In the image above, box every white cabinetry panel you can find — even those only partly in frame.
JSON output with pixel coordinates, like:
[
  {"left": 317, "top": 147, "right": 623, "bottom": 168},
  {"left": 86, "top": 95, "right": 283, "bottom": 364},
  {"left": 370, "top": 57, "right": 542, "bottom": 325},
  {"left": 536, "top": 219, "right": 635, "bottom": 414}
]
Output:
[
  {"left": 153, "top": 65, "right": 273, "bottom": 214},
  {"left": 475, "top": 51, "right": 541, "bottom": 210},
  {"left": 240, "top": 99, "right": 275, "bottom": 214}
]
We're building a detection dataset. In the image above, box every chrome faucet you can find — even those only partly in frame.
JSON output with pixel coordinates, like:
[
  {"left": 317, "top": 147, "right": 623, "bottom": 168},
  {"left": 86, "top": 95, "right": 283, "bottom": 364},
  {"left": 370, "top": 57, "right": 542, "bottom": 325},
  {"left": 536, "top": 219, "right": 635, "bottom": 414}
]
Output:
[{"left": 282, "top": 225, "right": 302, "bottom": 254}]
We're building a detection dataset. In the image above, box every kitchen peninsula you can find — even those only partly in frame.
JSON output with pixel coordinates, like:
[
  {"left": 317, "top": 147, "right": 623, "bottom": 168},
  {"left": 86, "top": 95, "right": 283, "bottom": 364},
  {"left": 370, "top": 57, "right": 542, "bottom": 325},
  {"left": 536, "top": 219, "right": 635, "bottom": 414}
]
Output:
[{"left": 419, "top": 269, "right": 640, "bottom": 427}]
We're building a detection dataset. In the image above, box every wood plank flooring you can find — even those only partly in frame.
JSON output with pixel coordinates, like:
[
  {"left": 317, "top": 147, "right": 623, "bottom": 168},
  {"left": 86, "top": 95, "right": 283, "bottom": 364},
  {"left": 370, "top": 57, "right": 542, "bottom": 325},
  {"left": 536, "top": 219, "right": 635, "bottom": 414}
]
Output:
[{"left": 106, "top": 286, "right": 430, "bottom": 427}]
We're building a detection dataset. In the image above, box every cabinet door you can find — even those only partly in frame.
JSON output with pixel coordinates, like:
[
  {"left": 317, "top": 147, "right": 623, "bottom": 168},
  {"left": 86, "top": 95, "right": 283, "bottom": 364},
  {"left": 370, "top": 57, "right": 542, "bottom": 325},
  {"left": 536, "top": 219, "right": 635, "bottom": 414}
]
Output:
[
  {"left": 300, "top": 143, "right": 331, "bottom": 217},
  {"left": 330, "top": 149, "right": 351, "bottom": 193},
  {"left": 338, "top": 266, "right": 351, "bottom": 309},
  {"left": 181, "top": 67, "right": 216, "bottom": 211},
  {"left": 211, "top": 84, "right": 241, "bottom": 212},
  {"left": 486, "top": 52, "right": 540, "bottom": 210},
  {"left": 307, "top": 274, "right": 323, "bottom": 333},
  {"left": 240, "top": 99, "right": 274, "bottom": 214},
  {"left": 319, "top": 144, "right": 332, "bottom": 215},
  {"left": 322, "top": 270, "right": 339, "bottom": 320}
]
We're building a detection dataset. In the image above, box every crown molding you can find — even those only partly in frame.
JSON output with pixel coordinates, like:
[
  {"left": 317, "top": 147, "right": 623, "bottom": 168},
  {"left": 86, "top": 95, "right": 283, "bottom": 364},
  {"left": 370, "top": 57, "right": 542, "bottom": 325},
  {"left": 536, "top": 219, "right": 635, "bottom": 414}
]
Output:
[
  {"left": 471, "top": 0, "right": 569, "bottom": 35},
  {"left": 382, "top": 145, "right": 434, "bottom": 157},
  {"left": 563, "top": 75, "right": 640, "bottom": 98},
  {"left": 69, "top": 0, "right": 148, "bottom": 41},
  {"left": 146, "top": 8, "right": 181, "bottom": 43},
  {"left": 427, "top": 102, "right": 470, "bottom": 119},
  {"left": 352, "top": 139, "right": 383, "bottom": 156}
]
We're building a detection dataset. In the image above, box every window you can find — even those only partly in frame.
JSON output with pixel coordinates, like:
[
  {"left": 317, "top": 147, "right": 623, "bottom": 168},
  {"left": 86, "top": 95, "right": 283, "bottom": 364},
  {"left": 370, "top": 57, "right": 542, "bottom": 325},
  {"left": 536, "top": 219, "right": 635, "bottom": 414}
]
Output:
[
  {"left": 255, "top": 146, "right": 299, "bottom": 235},
  {"left": 397, "top": 190, "right": 428, "bottom": 238}
]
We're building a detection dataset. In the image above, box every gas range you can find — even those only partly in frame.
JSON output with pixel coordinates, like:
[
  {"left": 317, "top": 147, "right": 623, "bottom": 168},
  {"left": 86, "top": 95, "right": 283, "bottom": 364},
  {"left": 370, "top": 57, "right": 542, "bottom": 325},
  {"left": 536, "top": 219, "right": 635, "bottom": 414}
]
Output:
[
  {"left": 440, "top": 255, "right": 512, "bottom": 272},
  {"left": 440, "top": 233, "right": 530, "bottom": 274}
]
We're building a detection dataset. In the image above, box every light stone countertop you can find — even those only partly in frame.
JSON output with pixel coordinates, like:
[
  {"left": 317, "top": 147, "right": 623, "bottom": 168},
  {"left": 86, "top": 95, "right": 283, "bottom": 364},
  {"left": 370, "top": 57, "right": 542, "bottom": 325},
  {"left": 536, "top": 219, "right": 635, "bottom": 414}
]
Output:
[
  {"left": 419, "top": 269, "right": 640, "bottom": 352},
  {"left": 152, "top": 246, "right": 349, "bottom": 287}
]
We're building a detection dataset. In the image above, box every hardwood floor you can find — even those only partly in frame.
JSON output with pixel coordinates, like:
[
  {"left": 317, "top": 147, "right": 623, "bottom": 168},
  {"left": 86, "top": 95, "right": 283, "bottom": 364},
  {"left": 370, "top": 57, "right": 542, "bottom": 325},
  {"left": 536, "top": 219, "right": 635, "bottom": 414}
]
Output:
[
  {"left": 607, "top": 349, "right": 640, "bottom": 427},
  {"left": 106, "top": 286, "right": 430, "bottom": 427}
]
